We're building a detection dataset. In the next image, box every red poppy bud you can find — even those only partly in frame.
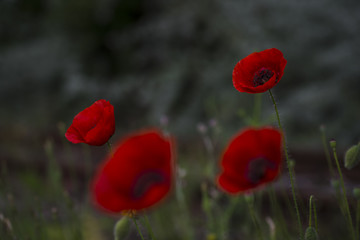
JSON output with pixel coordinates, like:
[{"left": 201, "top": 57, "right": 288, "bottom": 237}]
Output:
[
  {"left": 65, "top": 99, "right": 115, "bottom": 146},
  {"left": 92, "top": 129, "right": 174, "bottom": 213},
  {"left": 232, "top": 48, "right": 287, "bottom": 93},
  {"left": 217, "top": 127, "right": 283, "bottom": 194}
]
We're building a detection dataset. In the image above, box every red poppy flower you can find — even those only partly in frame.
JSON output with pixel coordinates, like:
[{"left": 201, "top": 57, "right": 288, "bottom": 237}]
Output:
[
  {"left": 232, "top": 48, "right": 287, "bottom": 93},
  {"left": 217, "top": 127, "right": 283, "bottom": 194},
  {"left": 92, "top": 129, "right": 174, "bottom": 213},
  {"left": 65, "top": 99, "right": 115, "bottom": 146}
]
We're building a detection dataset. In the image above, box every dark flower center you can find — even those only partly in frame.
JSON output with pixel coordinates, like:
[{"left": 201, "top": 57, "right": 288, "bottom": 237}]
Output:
[
  {"left": 132, "top": 171, "right": 166, "bottom": 199},
  {"left": 253, "top": 68, "right": 274, "bottom": 87},
  {"left": 247, "top": 157, "right": 275, "bottom": 184}
]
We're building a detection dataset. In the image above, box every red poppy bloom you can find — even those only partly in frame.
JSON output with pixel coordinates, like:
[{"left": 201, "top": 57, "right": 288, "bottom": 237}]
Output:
[
  {"left": 232, "top": 48, "right": 287, "bottom": 93},
  {"left": 217, "top": 127, "right": 283, "bottom": 194},
  {"left": 92, "top": 129, "right": 174, "bottom": 213},
  {"left": 65, "top": 99, "right": 115, "bottom": 146}
]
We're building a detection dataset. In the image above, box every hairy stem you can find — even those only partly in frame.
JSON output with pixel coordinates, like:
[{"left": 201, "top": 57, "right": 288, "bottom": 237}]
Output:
[
  {"left": 269, "top": 89, "right": 303, "bottom": 240},
  {"left": 331, "top": 143, "right": 356, "bottom": 240}
]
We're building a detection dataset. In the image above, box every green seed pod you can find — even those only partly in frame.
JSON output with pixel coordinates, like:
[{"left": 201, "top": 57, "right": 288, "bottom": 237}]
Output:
[
  {"left": 329, "top": 139, "right": 337, "bottom": 149},
  {"left": 114, "top": 217, "right": 130, "bottom": 240},
  {"left": 344, "top": 144, "right": 360, "bottom": 170},
  {"left": 353, "top": 188, "right": 360, "bottom": 200},
  {"left": 305, "top": 227, "right": 319, "bottom": 240}
]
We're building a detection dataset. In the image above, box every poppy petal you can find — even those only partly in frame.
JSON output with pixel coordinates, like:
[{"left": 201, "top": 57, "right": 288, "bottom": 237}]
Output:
[
  {"left": 232, "top": 48, "right": 287, "bottom": 93},
  {"left": 92, "top": 129, "right": 174, "bottom": 213},
  {"left": 65, "top": 99, "right": 115, "bottom": 146},
  {"left": 217, "top": 127, "right": 283, "bottom": 194}
]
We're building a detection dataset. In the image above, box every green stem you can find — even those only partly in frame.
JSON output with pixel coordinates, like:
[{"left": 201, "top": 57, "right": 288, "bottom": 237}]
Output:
[
  {"left": 320, "top": 126, "right": 335, "bottom": 176},
  {"left": 246, "top": 195, "right": 264, "bottom": 240},
  {"left": 143, "top": 215, "right": 157, "bottom": 240},
  {"left": 308, "top": 195, "right": 313, "bottom": 227},
  {"left": 331, "top": 143, "right": 356, "bottom": 240},
  {"left": 175, "top": 170, "right": 194, "bottom": 240},
  {"left": 268, "top": 187, "right": 290, "bottom": 239},
  {"left": 268, "top": 89, "right": 303, "bottom": 240},
  {"left": 220, "top": 196, "right": 241, "bottom": 236},
  {"left": 201, "top": 183, "right": 215, "bottom": 235},
  {"left": 132, "top": 218, "right": 145, "bottom": 240},
  {"left": 312, "top": 198, "right": 318, "bottom": 232}
]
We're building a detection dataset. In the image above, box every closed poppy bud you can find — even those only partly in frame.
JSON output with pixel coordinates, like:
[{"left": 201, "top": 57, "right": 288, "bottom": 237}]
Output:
[
  {"left": 65, "top": 99, "right": 115, "bottom": 146},
  {"left": 92, "top": 129, "right": 174, "bottom": 213},
  {"left": 114, "top": 217, "right": 130, "bottom": 240},
  {"left": 329, "top": 139, "right": 337, "bottom": 149},
  {"left": 344, "top": 144, "right": 360, "bottom": 170},
  {"left": 217, "top": 127, "right": 283, "bottom": 194},
  {"left": 232, "top": 48, "right": 287, "bottom": 94}
]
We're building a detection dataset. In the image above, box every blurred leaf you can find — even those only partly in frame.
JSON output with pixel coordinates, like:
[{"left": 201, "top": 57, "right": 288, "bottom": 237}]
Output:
[{"left": 344, "top": 143, "right": 360, "bottom": 170}]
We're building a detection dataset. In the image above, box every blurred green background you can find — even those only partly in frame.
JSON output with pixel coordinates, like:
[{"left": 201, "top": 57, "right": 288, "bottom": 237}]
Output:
[
  {"left": 1, "top": 0, "right": 360, "bottom": 143},
  {"left": 1, "top": 0, "right": 360, "bottom": 239}
]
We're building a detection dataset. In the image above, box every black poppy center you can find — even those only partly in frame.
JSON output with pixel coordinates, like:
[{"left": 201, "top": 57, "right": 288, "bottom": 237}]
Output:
[
  {"left": 253, "top": 68, "right": 274, "bottom": 87},
  {"left": 132, "top": 171, "right": 166, "bottom": 199},
  {"left": 247, "top": 157, "right": 275, "bottom": 184}
]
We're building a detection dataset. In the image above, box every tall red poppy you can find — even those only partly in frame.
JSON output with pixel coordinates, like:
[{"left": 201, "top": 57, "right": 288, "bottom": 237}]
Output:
[
  {"left": 217, "top": 127, "right": 283, "bottom": 194},
  {"left": 65, "top": 99, "right": 115, "bottom": 146},
  {"left": 232, "top": 48, "right": 287, "bottom": 93},
  {"left": 92, "top": 129, "right": 174, "bottom": 213}
]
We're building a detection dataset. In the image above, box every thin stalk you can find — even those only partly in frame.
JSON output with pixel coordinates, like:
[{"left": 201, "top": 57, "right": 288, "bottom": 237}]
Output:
[
  {"left": 246, "top": 195, "right": 264, "bottom": 240},
  {"left": 308, "top": 195, "right": 317, "bottom": 230},
  {"left": 268, "top": 187, "right": 291, "bottom": 239},
  {"left": 268, "top": 89, "right": 303, "bottom": 240},
  {"left": 143, "top": 215, "right": 157, "bottom": 240},
  {"left": 320, "top": 126, "right": 335, "bottom": 176},
  {"left": 220, "top": 196, "right": 241, "bottom": 235},
  {"left": 132, "top": 218, "right": 145, "bottom": 240},
  {"left": 312, "top": 198, "right": 318, "bottom": 232},
  {"left": 201, "top": 183, "right": 215, "bottom": 235},
  {"left": 175, "top": 170, "right": 194, "bottom": 240},
  {"left": 331, "top": 143, "right": 356, "bottom": 240}
]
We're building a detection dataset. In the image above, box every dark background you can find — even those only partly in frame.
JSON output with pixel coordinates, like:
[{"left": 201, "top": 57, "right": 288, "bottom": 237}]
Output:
[
  {"left": 1, "top": 0, "right": 360, "bottom": 239},
  {"left": 1, "top": 0, "right": 360, "bottom": 182}
]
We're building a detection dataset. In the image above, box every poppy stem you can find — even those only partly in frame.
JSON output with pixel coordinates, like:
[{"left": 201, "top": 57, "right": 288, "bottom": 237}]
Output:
[
  {"left": 308, "top": 195, "right": 314, "bottom": 227},
  {"left": 132, "top": 218, "right": 145, "bottom": 240},
  {"left": 245, "top": 194, "right": 264, "bottom": 240},
  {"left": 320, "top": 125, "right": 335, "bottom": 176},
  {"left": 268, "top": 89, "right": 303, "bottom": 240},
  {"left": 312, "top": 197, "right": 318, "bottom": 232},
  {"left": 330, "top": 141, "right": 356, "bottom": 240},
  {"left": 143, "top": 215, "right": 157, "bottom": 240}
]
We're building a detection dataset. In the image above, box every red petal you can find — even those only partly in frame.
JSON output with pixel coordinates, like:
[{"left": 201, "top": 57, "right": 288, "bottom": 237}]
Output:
[
  {"left": 65, "top": 99, "right": 115, "bottom": 146},
  {"left": 85, "top": 104, "right": 115, "bottom": 145},
  {"left": 232, "top": 48, "right": 287, "bottom": 93},
  {"left": 217, "top": 127, "right": 283, "bottom": 194},
  {"left": 92, "top": 129, "right": 174, "bottom": 213},
  {"left": 65, "top": 124, "right": 85, "bottom": 144}
]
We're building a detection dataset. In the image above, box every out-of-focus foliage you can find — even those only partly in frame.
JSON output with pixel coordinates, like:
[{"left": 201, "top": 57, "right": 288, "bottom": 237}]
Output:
[{"left": 1, "top": 0, "right": 360, "bottom": 164}]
